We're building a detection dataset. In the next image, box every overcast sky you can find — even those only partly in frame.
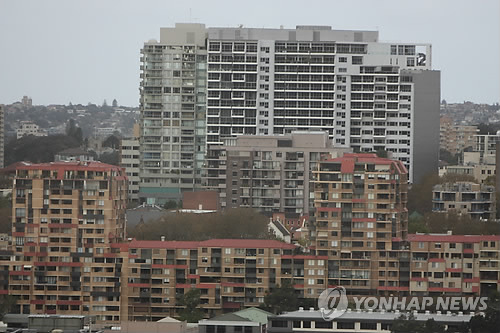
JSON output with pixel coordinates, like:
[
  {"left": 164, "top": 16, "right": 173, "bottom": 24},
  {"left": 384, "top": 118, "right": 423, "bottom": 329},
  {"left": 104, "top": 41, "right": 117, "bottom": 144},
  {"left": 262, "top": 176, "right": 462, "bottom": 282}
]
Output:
[{"left": 0, "top": 0, "right": 498, "bottom": 106}]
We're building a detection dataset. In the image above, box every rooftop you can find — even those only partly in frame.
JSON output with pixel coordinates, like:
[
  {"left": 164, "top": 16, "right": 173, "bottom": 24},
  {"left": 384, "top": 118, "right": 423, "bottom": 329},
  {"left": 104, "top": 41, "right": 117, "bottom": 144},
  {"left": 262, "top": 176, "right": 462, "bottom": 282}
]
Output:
[
  {"left": 128, "top": 239, "right": 296, "bottom": 250},
  {"left": 273, "top": 309, "right": 473, "bottom": 323},
  {"left": 408, "top": 233, "right": 500, "bottom": 243}
]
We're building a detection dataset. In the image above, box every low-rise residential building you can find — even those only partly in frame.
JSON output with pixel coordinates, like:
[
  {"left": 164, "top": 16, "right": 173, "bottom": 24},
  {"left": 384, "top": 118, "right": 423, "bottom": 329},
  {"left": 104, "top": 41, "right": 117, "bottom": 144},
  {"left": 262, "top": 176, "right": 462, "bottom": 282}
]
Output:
[
  {"left": 55, "top": 148, "right": 94, "bottom": 162},
  {"left": 16, "top": 121, "right": 48, "bottom": 139},
  {"left": 439, "top": 117, "right": 478, "bottom": 155},
  {"left": 268, "top": 219, "right": 292, "bottom": 243},
  {"left": 408, "top": 233, "right": 500, "bottom": 296},
  {"left": 473, "top": 133, "right": 499, "bottom": 165},
  {"left": 432, "top": 182, "right": 496, "bottom": 220},
  {"left": 268, "top": 308, "right": 473, "bottom": 333},
  {"left": 439, "top": 164, "right": 496, "bottom": 184},
  {"left": 0, "top": 232, "right": 498, "bottom": 323}
]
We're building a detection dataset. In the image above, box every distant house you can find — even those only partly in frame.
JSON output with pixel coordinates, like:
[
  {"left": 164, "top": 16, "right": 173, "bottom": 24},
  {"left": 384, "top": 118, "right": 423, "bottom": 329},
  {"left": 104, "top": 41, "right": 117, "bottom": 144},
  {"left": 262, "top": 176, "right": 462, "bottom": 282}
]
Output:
[
  {"left": 16, "top": 121, "right": 47, "bottom": 139},
  {"left": 268, "top": 219, "right": 292, "bottom": 243},
  {"left": 55, "top": 147, "right": 94, "bottom": 162}
]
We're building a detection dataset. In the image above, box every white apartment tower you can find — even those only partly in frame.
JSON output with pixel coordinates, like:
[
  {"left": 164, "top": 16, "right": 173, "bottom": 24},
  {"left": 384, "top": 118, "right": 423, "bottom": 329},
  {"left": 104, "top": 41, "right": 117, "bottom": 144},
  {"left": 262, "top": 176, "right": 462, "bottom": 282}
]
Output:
[
  {"left": 140, "top": 24, "right": 440, "bottom": 203},
  {"left": 139, "top": 24, "right": 207, "bottom": 204}
]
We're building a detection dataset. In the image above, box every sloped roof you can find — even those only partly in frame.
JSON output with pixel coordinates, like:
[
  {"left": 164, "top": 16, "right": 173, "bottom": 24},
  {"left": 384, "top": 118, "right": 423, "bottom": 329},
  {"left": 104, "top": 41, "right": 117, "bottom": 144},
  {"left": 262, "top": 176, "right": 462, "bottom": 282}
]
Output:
[
  {"left": 157, "top": 316, "right": 181, "bottom": 323},
  {"left": 271, "top": 220, "right": 291, "bottom": 237},
  {"left": 128, "top": 238, "right": 296, "bottom": 249},
  {"left": 208, "top": 313, "right": 250, "bottom": 322},
  {"left": 235, "top": 307, "right": 274, "bottom": 324}
]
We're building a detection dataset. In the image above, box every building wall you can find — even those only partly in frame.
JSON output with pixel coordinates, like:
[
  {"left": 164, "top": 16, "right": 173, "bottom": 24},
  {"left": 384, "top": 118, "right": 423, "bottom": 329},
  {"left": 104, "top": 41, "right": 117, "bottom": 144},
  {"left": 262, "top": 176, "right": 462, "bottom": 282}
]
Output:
[
  {"left": 203, "top": 132, "right": 348, "bottom": 214},
  {"left": 182, "top": 191, "right": 219, "bottom": 210},
  {"left": 432, "top": 182, "right": 496, "bottom": 220},
  {"left": 1, "top": 162, "right": 127, "bottom": 320},
  {"left": 439, "top": 118, "right": 478, "bottom": 155},
  {"left": 139, "top": 23, "right": 208, "bottom": 205},
  {"left": 312, "top": 153, "right": 409, "bottom": 295},
  {"left": 408, "top": 234, "right": 499, "bottom": 296},
  {"left": 406, "top": 70, "right": 440, "bottom": 184},
  {"left": 120, "top": 138, "right": 140, "bottom": 202},
  {"left": 141, "top": 24, "right": 440, "bottom": 202},
  {"left": 0, "top": 104, "right": 4, "bottom": 168}
]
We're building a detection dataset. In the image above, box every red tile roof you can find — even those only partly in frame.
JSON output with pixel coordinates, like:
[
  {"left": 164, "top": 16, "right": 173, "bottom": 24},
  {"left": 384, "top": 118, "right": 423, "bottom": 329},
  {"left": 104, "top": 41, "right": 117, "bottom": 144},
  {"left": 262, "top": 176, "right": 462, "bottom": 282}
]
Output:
[
  {"left": 13, "top": 161, "right": 127, "bottom": 180},
  {"left": 128, "top": 238, "right": 296, "bottom": 249},
  {"left": 129, "top": 240, "right": 201, "bottom": 249},
  {"left": 323, "top": 153, "right": 408, "bottom": 175},
  {"left": 408, "top": 234, "right": 500, "bottom": 243},
  {"left": 340, "top": 159, "right": 355, "bottom": 173},
  {"left": 199, "top": 239, "right": 296, "bottom": 249}
]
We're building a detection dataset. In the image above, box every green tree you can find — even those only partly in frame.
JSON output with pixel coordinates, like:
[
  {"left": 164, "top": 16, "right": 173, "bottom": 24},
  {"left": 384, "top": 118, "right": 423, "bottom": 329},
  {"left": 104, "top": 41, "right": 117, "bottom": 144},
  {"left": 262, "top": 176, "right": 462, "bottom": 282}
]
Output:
[
  {"left": 128, "top": 208, "right": 268, "bottom": 241},
  {"left": 263, "top": 280, "right": 298, "bottom": 314},
  {"left": 391, "top": 313, "right": 423, "bottom": 333},
  {"left": 469, "top": 291, "right": 500, "bottom": 333},
  {"left": 102, "top": 135, "right": 120, "bottom": 149},
  {"left": 65, "top": 119, "right": 83, "bottom": 144},
  {"left": 163, "top": 200, "right": 178, "bottom": 209},
  {"left": 98, "top": 151, "right": 119, "bottom": 165},
  {"left": 5, "top": 134, "right": 80, "bottom": 165},
  {"left": 439, "top": 149, "right": 460, "bottom": 165},
  {"left": 375, "top": 149, "right": 388, "bottom": 158},
  {"left": 177, "top": 289, "right": 204, "bottom": 322},
  {"left": 0, "top": 295, "right": 18, "bottom": 321}
]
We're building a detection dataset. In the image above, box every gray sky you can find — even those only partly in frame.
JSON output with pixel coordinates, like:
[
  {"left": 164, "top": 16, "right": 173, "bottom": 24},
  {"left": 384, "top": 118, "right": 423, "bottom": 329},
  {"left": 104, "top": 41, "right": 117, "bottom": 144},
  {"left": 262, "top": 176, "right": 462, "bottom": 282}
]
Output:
[{"left": 0, "top": 0, "right": 498, "bottom": 106}]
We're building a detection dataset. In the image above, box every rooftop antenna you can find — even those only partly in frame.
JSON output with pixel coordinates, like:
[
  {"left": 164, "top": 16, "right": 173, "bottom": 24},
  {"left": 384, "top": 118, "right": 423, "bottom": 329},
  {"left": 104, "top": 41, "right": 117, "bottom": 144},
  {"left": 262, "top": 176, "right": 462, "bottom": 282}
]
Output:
[{"left": 188, "top": 8, "right": 199, "bottom": 22}]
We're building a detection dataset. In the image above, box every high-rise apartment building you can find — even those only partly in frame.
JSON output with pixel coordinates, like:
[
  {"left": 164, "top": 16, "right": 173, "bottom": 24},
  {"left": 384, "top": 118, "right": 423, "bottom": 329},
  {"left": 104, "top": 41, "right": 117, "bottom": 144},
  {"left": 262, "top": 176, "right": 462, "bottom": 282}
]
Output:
[
  {"left": 139, "top": 24, "right": 207, "bottom": 205},
  {"left": 139, "top": 24, "right": 440, "bottom": 205},
  {"left": 312, "top": 153, "right": 409, "bottom": 295},
  {"left": 205, "top": 26, "right": 440, "bottom": 184},
  {"left": 203, "top": 131, "right": 348, "bottom": 214},
  {"left": 1, "top": 157, "right": 497, "bottom": 320},
  {"left": 4, "top": 161, "right": 127, "bottom": 318}
]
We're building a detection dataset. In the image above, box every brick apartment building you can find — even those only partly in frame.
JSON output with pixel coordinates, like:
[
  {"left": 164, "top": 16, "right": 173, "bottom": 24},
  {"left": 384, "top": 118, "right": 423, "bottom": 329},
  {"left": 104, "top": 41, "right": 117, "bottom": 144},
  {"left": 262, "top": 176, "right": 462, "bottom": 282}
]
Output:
[
  {"left": 312, "top": 153, "right": 409, "bottom": 295},
  {"left": 0, "top": 161, "right": 128, "bottom": 321},
  {"left": 0, "top": 158, "right": 498, "bottom": 323}
]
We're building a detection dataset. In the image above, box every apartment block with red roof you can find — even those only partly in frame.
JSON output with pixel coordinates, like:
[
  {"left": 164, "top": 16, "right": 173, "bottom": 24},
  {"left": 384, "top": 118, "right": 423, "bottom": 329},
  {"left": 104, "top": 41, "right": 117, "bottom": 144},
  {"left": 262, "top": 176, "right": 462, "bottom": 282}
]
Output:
[
  {"left": 123, "top": 238, "right": 329, "bottom": 320},
  {"left": 312, "top": 153, "right": 409, "bottom": 296},
  {"left": 0, "top": 161, "right": 128, "bottom": 321},
  {"left": 0, "top": 159, "right": 498, "bottom": 323},
  {"left": 408, "top": 233, "right": 500, "bottom": 296}
]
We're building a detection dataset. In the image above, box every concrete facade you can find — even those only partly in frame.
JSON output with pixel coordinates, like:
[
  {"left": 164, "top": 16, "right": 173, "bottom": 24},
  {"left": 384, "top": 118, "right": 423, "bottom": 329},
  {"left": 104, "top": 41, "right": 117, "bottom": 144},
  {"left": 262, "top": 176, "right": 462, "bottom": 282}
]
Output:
[
  {"left": 312, "top": 153, "right": 409, "bottom": 295},
  {"left": 203, "top": 132, "right": 349, "bottom": 214},
  {"left": 432, "top": 182, "right": 496, "bottom": 220},
  {"left": 139, "top": 23, "right": 208, "bottom": 205},
  {"left": 139, "top": 24, "right": 441, "bottom": 204},
  {"left": 120, "top": 138, "right": 140, "bottom": 202}
]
